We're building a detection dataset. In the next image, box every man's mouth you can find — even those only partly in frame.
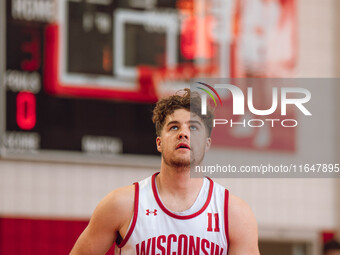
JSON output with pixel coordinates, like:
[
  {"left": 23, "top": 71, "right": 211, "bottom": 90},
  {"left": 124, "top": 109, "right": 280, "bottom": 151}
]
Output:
[{"left": 176, "top": 143, "right": 190, "bottom": 150}]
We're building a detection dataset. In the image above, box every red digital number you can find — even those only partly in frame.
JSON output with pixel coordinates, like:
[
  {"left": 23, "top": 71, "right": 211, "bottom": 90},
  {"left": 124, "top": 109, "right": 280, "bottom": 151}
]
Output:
[
  {"left": 21, "top": 29, "right": 41, "bottom": 71},
  {"left": 16, "top": 92, "right": 36, "bottom": 130}
]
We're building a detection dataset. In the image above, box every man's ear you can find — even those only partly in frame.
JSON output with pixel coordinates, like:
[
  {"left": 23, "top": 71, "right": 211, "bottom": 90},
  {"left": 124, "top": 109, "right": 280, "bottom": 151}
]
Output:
[
  {"left": 205, "top": 137, "right": 211, "bottom": 152},
  {"left": 156, "top": 137, "right": 162, "bottom": 152}
]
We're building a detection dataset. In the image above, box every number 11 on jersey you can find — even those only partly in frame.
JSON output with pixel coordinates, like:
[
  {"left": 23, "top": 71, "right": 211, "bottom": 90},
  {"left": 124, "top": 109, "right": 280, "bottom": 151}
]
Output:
[{"left": 207, "top": 213, "right": 220, "bottom": 232}]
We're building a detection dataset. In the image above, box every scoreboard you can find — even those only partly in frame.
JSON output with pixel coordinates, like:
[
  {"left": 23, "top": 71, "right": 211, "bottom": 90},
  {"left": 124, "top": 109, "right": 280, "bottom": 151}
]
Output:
[
  {"left": 1, "top": 0, "right": 224, "bottom": 161},
  {"left": 0, "top": 0, "right": 297, "bottom": 162}
]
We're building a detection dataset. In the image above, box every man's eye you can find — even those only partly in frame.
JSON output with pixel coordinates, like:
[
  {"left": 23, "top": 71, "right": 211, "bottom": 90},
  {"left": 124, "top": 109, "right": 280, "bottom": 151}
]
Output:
[
  {"left": 170, "top": 126, "right": 178, "bottom": 130},
  {"left": 190, "top": 125, "right": 198, "bottom": 131}
]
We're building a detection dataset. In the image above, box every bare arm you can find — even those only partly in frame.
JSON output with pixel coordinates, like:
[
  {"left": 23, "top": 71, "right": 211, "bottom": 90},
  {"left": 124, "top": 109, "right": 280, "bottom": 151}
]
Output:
[
  {"left": 228, "top": 194, "right": 260, "bottom": 255},
  {"left": 70, "top": 185, "right": 135, "bottom": 255}
]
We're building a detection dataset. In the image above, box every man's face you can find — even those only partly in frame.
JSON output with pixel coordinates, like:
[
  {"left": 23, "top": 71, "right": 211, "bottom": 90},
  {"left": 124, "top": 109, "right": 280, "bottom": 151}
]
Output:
[{"left": 156, "top": 108, "right": 211, "bottom": 168}]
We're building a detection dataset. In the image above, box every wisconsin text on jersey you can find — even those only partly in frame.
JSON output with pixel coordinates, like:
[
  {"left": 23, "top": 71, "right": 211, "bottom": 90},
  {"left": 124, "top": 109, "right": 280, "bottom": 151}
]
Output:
[{"left": 135, "top": 234, "right": 225, "bottom": 255}]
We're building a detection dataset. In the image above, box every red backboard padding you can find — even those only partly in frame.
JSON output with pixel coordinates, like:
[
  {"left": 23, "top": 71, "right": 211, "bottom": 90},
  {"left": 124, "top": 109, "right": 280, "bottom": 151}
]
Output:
[{"left": 0, "top": 217, "right": 116, "bottom": 254}]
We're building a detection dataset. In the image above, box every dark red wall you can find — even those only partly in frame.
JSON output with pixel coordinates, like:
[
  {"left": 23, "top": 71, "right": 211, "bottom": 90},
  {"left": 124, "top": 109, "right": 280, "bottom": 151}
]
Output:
[{"left": 0, "top": 217, "right": 115, "bottom": 254}]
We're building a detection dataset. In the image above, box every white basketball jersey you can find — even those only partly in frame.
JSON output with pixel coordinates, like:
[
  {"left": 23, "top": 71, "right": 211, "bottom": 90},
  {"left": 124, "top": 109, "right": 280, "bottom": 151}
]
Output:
[{"left": 115, "top": 173, "right": 229, "bottom": 255}]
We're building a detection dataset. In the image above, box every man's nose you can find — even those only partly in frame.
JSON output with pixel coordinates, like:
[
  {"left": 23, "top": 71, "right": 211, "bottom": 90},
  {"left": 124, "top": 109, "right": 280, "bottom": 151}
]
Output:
[{"left": 178, "top": 127, "right": 190, "bottom": 140}]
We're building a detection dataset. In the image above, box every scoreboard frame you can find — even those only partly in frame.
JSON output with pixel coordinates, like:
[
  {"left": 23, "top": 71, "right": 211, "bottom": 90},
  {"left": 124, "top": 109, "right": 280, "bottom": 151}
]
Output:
[
  {"left": 0, "top": 0, "right": 6, "bottom": 155},
  {"left": 0, "top": 0, "right": 298, "bottom": 165}
]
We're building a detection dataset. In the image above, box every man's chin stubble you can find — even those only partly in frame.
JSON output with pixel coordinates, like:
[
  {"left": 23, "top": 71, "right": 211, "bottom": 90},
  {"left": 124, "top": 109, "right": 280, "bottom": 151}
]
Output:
[{"left": 163, "top": 155, "right": 191, "bottom": 169}]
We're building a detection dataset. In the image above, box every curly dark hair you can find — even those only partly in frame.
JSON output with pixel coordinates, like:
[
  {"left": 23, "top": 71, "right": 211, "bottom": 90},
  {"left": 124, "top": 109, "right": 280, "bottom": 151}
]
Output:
[
  {"left": 152, "top": 88, "right": 214, "bottom": 137},
  {"left": 323, "top": 240, "right": 340, "bottom": 254}
]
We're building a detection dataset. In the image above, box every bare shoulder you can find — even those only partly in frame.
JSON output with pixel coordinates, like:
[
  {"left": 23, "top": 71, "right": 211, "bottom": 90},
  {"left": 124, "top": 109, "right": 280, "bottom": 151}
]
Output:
[
  {"left": 228, "top": 194, "right": 255, "bottom": 223},
  {"left": 94, "top": 184, "right": 136, "bottom": 230},
  {"left": 228, "top": 193, "right": 260, "bottom": 255},
  {"left": 101, "top": 185, "right": 135, "bottom": 212}
]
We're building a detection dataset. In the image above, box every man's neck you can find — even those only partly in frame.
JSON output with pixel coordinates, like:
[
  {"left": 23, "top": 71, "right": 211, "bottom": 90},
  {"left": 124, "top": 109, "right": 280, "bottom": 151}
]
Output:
[{"left": 156, "top": 163, "right": 204, "bottom": 212}]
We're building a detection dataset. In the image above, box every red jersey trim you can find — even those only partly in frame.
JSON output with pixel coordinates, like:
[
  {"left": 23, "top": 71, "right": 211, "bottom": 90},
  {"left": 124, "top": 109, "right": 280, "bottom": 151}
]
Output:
[
  {"left": 224, "top": 189, "right": 230, "bottom": 254},
  {"left": 151, "top": 172, "right": 214, "bottom": 220},
  {"left": 117, "top": 182, "right": 139, "bottom": 248}
]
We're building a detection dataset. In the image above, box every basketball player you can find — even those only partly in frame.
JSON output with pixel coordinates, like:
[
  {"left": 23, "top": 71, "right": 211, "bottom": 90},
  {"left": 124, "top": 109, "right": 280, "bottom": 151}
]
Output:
[{"left": 70, "top": 89, "right": 259, "bottom": 254}]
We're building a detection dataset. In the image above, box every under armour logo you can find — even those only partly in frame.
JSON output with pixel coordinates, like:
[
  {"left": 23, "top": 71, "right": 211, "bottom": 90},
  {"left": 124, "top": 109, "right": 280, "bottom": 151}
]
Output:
[{"left": 146, "top": 209, "right": 157, "bottom": 216}]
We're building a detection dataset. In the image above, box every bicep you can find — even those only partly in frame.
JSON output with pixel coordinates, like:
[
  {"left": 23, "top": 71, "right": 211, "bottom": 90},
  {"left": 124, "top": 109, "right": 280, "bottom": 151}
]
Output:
[
  {"left": 70, "top": 202, "right": 118, "bottom": 255},
  {"left": 70, "top": 218, "right": 117, "bottom": 255}
]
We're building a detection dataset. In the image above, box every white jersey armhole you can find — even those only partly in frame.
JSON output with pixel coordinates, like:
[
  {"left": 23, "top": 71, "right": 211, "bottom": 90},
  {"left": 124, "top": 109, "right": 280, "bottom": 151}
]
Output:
[
  {"left": 224, "top": 188, "right": 230, "bottom": 249},
  {"left": 116, "top": 182, "right": 139, "bottom": 249}
]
